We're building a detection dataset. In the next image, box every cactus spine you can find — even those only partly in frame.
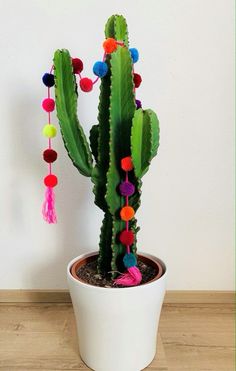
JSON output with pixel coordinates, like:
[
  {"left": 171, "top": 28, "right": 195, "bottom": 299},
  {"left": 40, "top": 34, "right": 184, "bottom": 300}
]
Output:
[{"left": 53, "top": 15, "right": 159, "bottom": 277}]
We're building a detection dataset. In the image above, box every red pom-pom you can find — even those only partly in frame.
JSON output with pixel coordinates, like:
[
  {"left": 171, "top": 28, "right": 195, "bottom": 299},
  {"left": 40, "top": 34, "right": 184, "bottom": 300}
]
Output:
[
  {"left": 133, "top": 73, "right": 142, "bottom": 88},
  {"left": 72, "top": 58, "right": 83, "bottom": 74},
  {"left": 120, "top": 230, "right": 134, "bottom": 246},
  {"left": 44, "top": 174, "right": 58, "bottom": 187},
  {"left": 121, "top": 156, "right": 133, "bottom": 171},
  {"left": 79, "top": 78, "right": 93, "bottom": 92},
  {"left": 103, "top": 38, "right": 117, "bottom": 54},
  {"left": 43, "top": 149, "right": 58, "bottom": 163},
  {"left": 42, "top": 98, "right": 55, "bottom": 112}
]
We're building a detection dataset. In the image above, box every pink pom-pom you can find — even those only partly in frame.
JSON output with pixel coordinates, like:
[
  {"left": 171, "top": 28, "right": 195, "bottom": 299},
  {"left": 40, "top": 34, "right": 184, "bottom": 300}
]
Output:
[
  {"left": 114, "top": 266, "right": 142, "bottom": 286},
  {"left": 42, "top": 98, "right": 55, "bottom": 112},
  {"left": 42, "top": 187, "right": 57, "bottom": 224}
]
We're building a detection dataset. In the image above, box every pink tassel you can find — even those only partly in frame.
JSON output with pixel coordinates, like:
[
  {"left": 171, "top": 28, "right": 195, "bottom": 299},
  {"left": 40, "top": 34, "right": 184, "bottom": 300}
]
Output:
[
  {"left": 42, "top": 187, "right": 57, "bottom": 224},
  {"left": 114, "top": 266, "right": 142, "bottom": 287}
]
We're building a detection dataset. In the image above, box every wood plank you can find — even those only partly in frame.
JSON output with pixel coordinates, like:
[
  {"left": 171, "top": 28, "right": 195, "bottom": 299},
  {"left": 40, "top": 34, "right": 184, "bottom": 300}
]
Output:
[
  {"left": 0, "top": 303, "right": 234, "bottom": 370},
  {"left": 0, "top": 303, "right": 168, "bottom": 370},
  {"left": 165, "top": 290, "right": 235, "bottom": 304},
  {"left": 160, "top": 303, "right": 235, "bottom": 371},
  {"left": 0, "top": 289, "right": 234, "bottom": 304}
]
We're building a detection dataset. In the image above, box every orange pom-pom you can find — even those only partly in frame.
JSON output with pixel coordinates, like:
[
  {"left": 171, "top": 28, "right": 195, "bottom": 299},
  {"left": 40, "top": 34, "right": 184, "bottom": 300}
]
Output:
[
  {"left": 121, "top": 156, "right": 133, "bottom": 171},
  {"left": 103, "top": 38, "right": 117, "bottom": 54},
  {"left": 120, "top": 206, "right": 135, "bottom": 221}
]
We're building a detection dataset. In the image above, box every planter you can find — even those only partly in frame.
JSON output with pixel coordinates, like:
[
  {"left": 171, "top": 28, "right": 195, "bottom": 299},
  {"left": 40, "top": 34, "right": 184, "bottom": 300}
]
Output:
[{"left": 67, "top": 251, "right": 167, "bottom": 371}]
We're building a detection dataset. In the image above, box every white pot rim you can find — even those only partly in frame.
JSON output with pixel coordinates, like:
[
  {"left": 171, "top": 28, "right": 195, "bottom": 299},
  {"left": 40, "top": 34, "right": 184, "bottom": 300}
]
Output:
[{"left": 67, "top": 251, "right": 167, "bottom": 292}]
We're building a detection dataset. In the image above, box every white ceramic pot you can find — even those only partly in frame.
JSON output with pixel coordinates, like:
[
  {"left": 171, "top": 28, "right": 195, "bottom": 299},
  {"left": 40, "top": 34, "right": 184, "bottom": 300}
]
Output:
[{"left": 67, "top": 251, "right": 167, "bottom": 371}]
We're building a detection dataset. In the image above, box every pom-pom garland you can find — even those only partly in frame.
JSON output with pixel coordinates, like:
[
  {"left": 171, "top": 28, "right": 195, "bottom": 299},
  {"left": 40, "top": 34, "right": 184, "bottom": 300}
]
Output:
[
  {"left": 41, "top": 38, "right": 144, "bottom": 262},
  {"left": 41, "top": 69, "right": 58, "bottom": 224},
  {"left": 43, "top": 149, "right": 58, "bottom": 163},
  {"left": 129, "top": 48, "right": 139, "bottom": 63},
  {"left": 43, "top": 124, "right": 57, "bottom": 138},
  {"left": 114, "top": 155, "right": 142, "bottom": 287},
  {"left": 121, "top": 156, "right": 133, "bottom": 171},
  {"left": 42, "top": 73, "right": 55, "bottom": 87},
  {"left": 68, "top": 38, "right": 143, "bottom": 109},
  {"left": 119, "top": 181, "right": 135, "bottom": 196},
  {"left": 93, "top": 61, "right": 108, "bottom": 78},
  {"left": 72, "top": 58, "right": 83, "bottom": 74},
  {"left": 80, "top": 77, "right": 93, "bottom": 92},
  {"left": 42, "top": 98, "right": 55, "bottom": 112}
]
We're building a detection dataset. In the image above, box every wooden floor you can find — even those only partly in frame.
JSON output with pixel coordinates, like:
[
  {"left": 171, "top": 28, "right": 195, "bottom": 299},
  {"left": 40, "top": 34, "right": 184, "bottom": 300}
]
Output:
[{"left": 0, "top": 303, "right": 234, "bottom": 370}]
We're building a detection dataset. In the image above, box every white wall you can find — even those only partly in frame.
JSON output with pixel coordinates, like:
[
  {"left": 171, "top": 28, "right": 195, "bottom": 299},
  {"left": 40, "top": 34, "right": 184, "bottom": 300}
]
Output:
[{"left": 0, "top": 0, "right": 234, "bottom": 290}]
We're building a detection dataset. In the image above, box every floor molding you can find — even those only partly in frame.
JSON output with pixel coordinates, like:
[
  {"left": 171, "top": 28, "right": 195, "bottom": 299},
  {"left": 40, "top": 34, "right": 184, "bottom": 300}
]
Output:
[{"left": 0, "top": 290, "right": 234, "bottom": 304}]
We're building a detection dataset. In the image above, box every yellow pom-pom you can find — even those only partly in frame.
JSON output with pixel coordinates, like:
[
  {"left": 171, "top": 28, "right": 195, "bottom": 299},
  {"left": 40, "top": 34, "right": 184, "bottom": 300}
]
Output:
[
  {"left": 43, "top": 124, "right": 57, "bottom": 138},
  {"left": 120, "top": 206, "right": 135, "bottom": 221}
]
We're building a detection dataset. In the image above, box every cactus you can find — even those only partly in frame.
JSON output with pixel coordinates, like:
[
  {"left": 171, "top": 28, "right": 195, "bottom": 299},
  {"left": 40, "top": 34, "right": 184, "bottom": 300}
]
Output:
[{"left": 53, "top": 15, "right": 159, "bottom": 278}]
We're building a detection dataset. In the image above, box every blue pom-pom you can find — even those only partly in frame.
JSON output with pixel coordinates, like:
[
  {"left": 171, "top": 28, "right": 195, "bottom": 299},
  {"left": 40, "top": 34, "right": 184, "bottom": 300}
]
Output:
[
  {"left": 42, "top": 73, "right": 55, "bottom": 87},
  {"left": 129, "top": 48, "right": 139, "bottom": 63},
  {"left": 123, "top": 253, "right": 137, "bottom": 268},
  {"left": 93, "top": 61, "right": 108, "bottom": 78}
]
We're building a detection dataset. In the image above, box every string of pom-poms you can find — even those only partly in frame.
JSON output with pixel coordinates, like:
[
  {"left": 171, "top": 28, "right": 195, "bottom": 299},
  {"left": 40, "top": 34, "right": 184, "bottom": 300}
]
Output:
[
  {"left": 41, "top": 38, "right": 142, "bottom": 285},
  {"left": 41, "top": 37, "right": 142, "bottom": 224}
]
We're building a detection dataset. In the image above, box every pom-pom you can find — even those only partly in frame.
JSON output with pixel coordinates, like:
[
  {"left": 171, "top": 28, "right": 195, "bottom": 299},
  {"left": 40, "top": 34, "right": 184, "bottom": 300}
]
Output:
[
  {"left": 43, "top": 124, "right": 57, "bottom": 138},
  {"left": 42, "top": 73, "right": 55, "bottom": 87},
  {"left": 135, "top": 99, "right": 142, "bottom": 109},
  {"left": 129, "top": 48, "right": 139, "bottom": 63},
  {"left": 120, "top": 206, "right": 135, "bottom": 221},
  {"left": 93, "top": 61, "right": 108, "bottom": 78},
  {"left": 133, "top": 73, "right": 142, "bottom": 88},
  {"left": 123, "top": 253, "right": 137, "bottom": 268},
  {"left": 119, "top": 230, "right": 134, "bottom": 245},
  {"left": 42, "top": 186, "right": 57, "bottom": 224},
  {"left": 44, "top": 174, "right": 58, "bottom": 187},
  {"left": 42, "top": 98, "right": 55, "bottom": 112},
  {"left": 114, "top": 266, "right": 142, "bottom": 286},
  {"left": 72, "top": 58, "right": 83, "bottom": 74},
  {"left": 121, "top": 156, "right": 133, "bottom": 171},
  {"left": 43, "top": 149, "right": 57, "bottom": 163},
  {"left": 80, "top": 78, "right": 93, "bottom": 92},
  {"left": 103, "top": 38, "right": 117, "bottom": 53},
  {"left": 119, "top": 181, "right": 135, "bottom": 196}
]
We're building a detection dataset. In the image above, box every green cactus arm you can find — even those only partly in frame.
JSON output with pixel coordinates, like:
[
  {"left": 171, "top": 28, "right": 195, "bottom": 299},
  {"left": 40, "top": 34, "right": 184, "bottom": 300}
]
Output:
[
  {"left": 149, "top": 110, "right": 160, "bottom": 159},
  {"left": 91, "top": 15, "right": 130, "bottom": 212},
  {"left": 105, "top": 45, "right": 136, "bottom": 214},
  {"left": 89, "top": 124, "right": 99, "bottom": 163},
  {"left": 105, "top": 14, "right": 129, "bottom": 46},
  {"left": 53, "top": 49, "right": 93, "bottom": 177},
  {"left": 91, "top": 62, "right": 111, "bottom": 212},
  {"left": 131, "top": 108, "right": 160, "bottom": 178}
]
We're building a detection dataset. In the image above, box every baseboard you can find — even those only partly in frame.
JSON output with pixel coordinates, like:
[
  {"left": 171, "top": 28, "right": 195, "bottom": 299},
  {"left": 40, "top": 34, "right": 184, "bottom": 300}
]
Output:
[{"left": 0, "top": 290, "right": 234, "bottom": 304}]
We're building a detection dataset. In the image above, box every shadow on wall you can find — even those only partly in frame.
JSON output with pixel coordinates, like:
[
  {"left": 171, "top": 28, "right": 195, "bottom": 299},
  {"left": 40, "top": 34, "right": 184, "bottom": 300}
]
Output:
[{"left": 9, "top": 91, "right": 97, "bottom": 288}]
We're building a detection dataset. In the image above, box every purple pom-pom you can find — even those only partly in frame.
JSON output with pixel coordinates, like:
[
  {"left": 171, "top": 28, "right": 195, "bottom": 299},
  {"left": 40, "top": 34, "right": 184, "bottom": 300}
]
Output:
[
  {"left": 135, "top": 99, "right": 142, "bottom": 109},
  {"left": 119, "top": 181, "right": 135, "bottom": 197}
]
